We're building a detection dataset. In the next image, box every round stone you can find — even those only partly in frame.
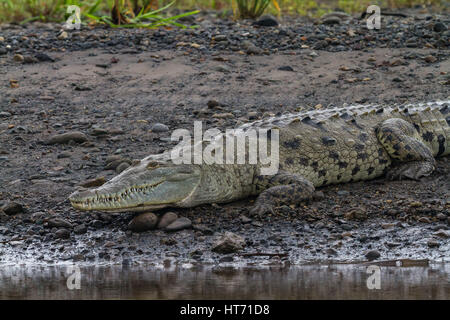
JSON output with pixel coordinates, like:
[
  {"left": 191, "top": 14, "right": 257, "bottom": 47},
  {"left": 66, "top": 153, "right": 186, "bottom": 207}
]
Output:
[
  {"left": 151, "top": 123, "right": 169, "bottom": 133},
  {"left": 128, "top": 212, "right": 158, "bottom": 232},
  {"left": 165, "top": 217, "right": 192, "bottom": 232}
]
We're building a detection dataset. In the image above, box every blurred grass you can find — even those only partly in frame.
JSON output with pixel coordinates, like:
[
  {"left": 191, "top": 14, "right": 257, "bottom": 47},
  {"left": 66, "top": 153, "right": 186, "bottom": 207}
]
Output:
[{"left": 0, "top": 0, "right": 445, "bottom": 24}]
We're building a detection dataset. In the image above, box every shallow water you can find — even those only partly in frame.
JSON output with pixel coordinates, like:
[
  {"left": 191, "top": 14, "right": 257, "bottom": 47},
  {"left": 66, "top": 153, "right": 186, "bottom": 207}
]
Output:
[{"left": 0, "top": 263, "right": 448, "bottom": 299}]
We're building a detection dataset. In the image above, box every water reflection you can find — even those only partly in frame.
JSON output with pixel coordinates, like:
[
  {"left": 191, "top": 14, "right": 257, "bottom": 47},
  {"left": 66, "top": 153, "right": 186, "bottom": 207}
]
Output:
[{"left": 0, "top": 264, "right": 448, "bottom": 299}]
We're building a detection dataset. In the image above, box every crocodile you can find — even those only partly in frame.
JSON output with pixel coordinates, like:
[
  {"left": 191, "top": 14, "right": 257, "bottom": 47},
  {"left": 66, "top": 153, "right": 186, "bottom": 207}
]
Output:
[{"left": 69, "top": 101, "right": 450, "bottom": 216}]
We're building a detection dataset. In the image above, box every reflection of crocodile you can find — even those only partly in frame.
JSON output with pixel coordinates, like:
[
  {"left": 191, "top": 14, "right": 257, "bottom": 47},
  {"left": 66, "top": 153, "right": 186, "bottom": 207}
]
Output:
[{"left": 70, "top": 101, "right": 450, "bottom": 216}]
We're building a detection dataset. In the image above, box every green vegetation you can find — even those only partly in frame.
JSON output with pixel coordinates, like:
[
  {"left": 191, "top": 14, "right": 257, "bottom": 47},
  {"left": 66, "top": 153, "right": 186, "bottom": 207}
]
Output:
[
  {"left": 231, "top": 1, "right": 280, "bottom": 19},
  {"left": 0, "top": 0, "right": 199, "bottom": 27},
  {"left": 84, "top": 1, "right": 199, "bottom": 28},
  {"left": 0, "top": 0, "right": 445, "bottom": 24}
]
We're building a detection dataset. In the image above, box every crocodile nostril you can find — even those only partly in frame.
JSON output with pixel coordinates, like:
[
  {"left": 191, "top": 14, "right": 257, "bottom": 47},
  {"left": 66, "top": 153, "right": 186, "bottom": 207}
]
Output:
[{"left": 146, "top": 161, "right": 159, "bottom": 169}]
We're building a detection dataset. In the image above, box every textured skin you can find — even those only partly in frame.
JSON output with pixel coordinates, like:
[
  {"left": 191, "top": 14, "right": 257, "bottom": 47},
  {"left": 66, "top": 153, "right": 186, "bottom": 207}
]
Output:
[{"left": 69, "top": 101, "right": 450, "bottom": 214}]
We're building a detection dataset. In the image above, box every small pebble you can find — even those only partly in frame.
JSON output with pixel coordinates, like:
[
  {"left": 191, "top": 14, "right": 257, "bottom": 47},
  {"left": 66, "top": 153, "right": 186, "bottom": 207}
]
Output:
[
  {"left": 365, "top": 250, "right": 381, "bottom": 261},
  {"left": 55, "top": 228, "right": 70, "bottom": 239},
  {"left": 2, "top": 202, "right": 24, "bottom": 215},
  {"left": 151, "top": 123, "right": 169, "bottom": 133},
  {"left": 253, "top": 15, "right": 279, "bottom": 27}
]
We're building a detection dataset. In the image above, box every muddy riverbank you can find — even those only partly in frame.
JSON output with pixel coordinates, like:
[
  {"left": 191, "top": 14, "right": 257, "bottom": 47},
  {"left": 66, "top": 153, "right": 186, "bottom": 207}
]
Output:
[{"left": 0, "top": 9, "right": 449, "bottom": 268}]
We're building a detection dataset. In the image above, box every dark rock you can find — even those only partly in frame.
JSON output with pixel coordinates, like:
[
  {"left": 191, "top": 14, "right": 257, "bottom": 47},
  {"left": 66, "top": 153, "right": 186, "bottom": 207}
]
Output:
[
  {"left": 55, "top": 228, "right": 70, "bottom": 239},
  {"left": 242, "top": 41, "right": 263, "bottom": 55},
  {"left": 45, "top": 131, "right": 88, "bottom": 144},
  {"left": 386, "top": 242, "right": 400, "bottom": 248},
  {"left": 215, "top": 65, "right": 230, "bottom": 73},
  {"left": 219, "top": 256, "right": 234, "bottom": 263},
  {"left": 74, "top": 224, "right": 87, "bottom": 235},
  {"left": 160, "top": 238, "right": 177, "bottom": 245},
  {"left": 2, "top": 202, "right": 24, "bottom": 215},
  {"left": 436, "top": 213, "right": 446, "bottom": 221},
  {"left": 91, "top": 220, "right": 103, "bottom": 228},
  {"left": 313, "top": 40, "right": 329, "bottom": 50},
  {"left": 433, "top": 230, "right": 449, "bottom": 239},
  {"left": 128, "top": 212, "right": 158, "bottom": 232},
  {"left": 23, "top": 55, "right": 38, "bottom": 64},
  {"left": 193, "top": 224, "right": 214, "bottom": 235},
  {"left": 344, "top": 208, "right": 367, "bottom": 221},
  {"left": 278, "top": 65, "right": 294, "bottom": 72},
  {"left": 433, "top": 22, "right": 447, "bottom": 33},
  {"left": 424, "top": 55, "right": 437, "bottom": 63},
  {"left": 57, "top": 151, "right": 71, "bottom": 159},
  {"left": 322, "top": 17, "right": 341, "bottom": 25},
  {"left": 365, "top": 250, "right": 381, "bottom": 261},
  {"left": 313, "top": 191, "right": 325, "bottom": 200},
  {"left": 211, "top": 231, "right": 245, "bottom": 254},
  {"left": 47, "top": 218, "right": 73, "bottom": 229},
  {"left": 91, "top": 127, "right": 108, "bottom": 136},
  {"left": 325, "top": 248, "right": 338, "bottom": 255},
  {"left": 35, "top": 52, "right": 54, "bottom": 62},
  {"left": 214, "top": 34, "right": 228, "bottom": 42},
  {"left": 240, "top": 215, "right": 252, "bottom": 224},
  {"left": 427, "top": 239, "right": 440, "bottom": 248},
  {"left": 253, "top": 15, "right": 279, "bottom": 27},
  {"left": 207, "top": 100, "right": 220, "bottom": 109}
]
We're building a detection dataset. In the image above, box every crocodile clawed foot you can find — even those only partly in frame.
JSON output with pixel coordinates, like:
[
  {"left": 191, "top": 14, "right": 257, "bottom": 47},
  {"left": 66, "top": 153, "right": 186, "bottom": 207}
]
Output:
[
  {"left": 387, "top": 161, "right": 435, "bottom": 181},
  {"left": 249, "top": 203, "right": 275, "bottom": 217}
]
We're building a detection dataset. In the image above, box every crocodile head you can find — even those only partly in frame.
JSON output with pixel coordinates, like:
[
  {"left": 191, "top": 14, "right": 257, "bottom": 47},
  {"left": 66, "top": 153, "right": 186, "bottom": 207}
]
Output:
[{"left": 69, "top": 159, "right": 202, "bottom": 212}]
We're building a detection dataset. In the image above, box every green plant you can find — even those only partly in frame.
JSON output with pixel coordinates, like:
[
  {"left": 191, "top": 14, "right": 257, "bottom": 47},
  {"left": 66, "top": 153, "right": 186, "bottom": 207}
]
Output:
[
  {"left": 231, "top": 0, "right": 280, "bottom": 19},
  {"left": 0, "top": 0, "right": 446, "bottom": 24},
  {"left": 337, "top": 0, "right": 375, "bottom": 14},
  {"left": 84, "top": 1, "right": 199, "bottom": 28}
]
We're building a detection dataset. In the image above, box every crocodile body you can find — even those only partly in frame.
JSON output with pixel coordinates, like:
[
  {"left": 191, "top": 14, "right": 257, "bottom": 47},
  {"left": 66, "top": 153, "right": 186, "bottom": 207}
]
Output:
[{"left": 70, "top": 101, "right": 450, "bottom": 215}]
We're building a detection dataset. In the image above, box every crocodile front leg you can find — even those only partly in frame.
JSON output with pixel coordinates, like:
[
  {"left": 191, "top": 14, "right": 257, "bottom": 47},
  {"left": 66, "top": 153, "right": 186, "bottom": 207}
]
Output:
[
  {"left": 376, "top": 118, "right": 436, "bottom": 180},
  {"left": 250, "top": 172, "right": 315, "bottom": 216}
]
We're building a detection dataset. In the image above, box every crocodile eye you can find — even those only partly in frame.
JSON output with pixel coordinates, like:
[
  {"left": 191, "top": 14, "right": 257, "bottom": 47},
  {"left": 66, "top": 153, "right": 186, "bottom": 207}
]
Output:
[
  {"left": 131, "top": 159, "right": 141, "bottom": 167},
  {"left": 146, "top": 161, "right": 159, "bottom": 169},
  {"left": 177, "top": 167, "right": 195, "bottom": 174}
]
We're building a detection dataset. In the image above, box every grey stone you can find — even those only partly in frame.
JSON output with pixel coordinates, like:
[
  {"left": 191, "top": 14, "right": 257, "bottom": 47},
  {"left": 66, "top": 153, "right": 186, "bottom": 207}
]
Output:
[
  {"left": 165, "top": 217, "right": 192, "bottom": 232},
  {"left": 45, "top": 131, "right": 88, "bottom": 144},
  {"left": 157, "top": 212, "right": 178, "bottom": 229},
  {"left": 151, "top": 123, "right": 169, "bottom": 133},
  {"left": 211, "top": 232, "right": 245, "bottom": 254}
]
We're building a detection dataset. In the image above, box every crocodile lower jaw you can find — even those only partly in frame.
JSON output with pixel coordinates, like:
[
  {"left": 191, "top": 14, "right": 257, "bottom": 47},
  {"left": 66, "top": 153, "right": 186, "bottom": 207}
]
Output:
[{"left": 69, "top": 200, "right": 169, "bottom": 212}]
